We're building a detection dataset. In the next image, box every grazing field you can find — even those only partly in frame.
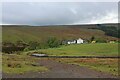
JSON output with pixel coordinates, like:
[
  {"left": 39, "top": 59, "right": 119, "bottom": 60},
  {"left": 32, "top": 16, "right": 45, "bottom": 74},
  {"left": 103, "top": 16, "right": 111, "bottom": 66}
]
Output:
[
  {"left": 53, "top": 58, "right": 118, "bottom": 76},
  {"left": 2, "top": 54, "right": 48, "bottom": 74},
  {"left": 35, "top": 43, "right": 118, "bottom": 56}
]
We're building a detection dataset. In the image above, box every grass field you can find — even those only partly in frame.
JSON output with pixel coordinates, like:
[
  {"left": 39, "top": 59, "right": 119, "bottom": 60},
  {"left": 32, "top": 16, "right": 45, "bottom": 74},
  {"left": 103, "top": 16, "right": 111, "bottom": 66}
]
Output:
[
  {"left": 34, "top": 43, "right": 118, "bottom": 56},
  {"left": 2, "top": 54, "right": 48, "bottom": 74}
]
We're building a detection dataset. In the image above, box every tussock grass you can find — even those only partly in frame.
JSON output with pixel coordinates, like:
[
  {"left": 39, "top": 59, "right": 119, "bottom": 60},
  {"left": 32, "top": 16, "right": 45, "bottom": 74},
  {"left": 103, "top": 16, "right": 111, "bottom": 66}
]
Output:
[{"left": 2, "top": 54, "right": 48, "bottom": 74}]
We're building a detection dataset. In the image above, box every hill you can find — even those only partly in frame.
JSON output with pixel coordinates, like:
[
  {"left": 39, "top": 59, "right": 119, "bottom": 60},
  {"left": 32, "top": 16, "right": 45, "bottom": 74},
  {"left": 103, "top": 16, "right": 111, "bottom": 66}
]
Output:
[{"left": 2, "top": 23, "right": 118, "bottom": 43}]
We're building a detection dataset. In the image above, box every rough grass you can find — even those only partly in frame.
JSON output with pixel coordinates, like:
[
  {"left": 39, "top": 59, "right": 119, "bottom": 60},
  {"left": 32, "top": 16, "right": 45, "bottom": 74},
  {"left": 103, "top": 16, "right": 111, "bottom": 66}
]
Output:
[
  {"left": 2, "top": 54, "right": 48, "bottom": 74},
  {"left": 54, "top": 58, "right": 118, "bottom": 76},
  {"left": 2, "top": 26, "right": 117, "bottom": 43},
  {"left": 36, "top": 43, "right": 118, "bottom": 56}
]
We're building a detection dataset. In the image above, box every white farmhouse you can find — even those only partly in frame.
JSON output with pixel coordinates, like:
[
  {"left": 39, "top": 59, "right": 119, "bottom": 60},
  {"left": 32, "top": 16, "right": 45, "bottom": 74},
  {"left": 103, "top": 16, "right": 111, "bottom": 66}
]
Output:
[
  {"left": 67, "top": 40, "right": 76, "bottom": 44},
  {"left": 76, "top": 38, "right": 84, "bottom": 44},
  {"left": 65, "top": 38, "right": 84, "bottom": 44}
]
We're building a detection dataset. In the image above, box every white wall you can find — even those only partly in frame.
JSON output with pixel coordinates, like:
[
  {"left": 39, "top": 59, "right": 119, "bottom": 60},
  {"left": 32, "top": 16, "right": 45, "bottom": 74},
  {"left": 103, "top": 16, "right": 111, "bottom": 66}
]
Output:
[
  {"left": 67, "top": 40, "right": 76, "bottom": 44},
  {"left": 67, "top": 38, "right": 83, "bottom": 44},
  {"left": 77, "top": 38, "right": 83, "bottom": 44}
]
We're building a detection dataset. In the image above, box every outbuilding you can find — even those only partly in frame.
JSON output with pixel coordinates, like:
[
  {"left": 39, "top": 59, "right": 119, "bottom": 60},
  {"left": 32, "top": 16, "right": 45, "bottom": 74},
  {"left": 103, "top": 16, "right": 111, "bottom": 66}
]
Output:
[{"left": 63, "top": 38, "right": 84, "bottom": 45}]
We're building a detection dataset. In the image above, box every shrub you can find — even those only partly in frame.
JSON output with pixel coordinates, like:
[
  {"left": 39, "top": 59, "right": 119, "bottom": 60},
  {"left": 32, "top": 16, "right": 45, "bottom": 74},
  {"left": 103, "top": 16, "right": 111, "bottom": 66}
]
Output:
[
  {"left": 90, "top": 36, "right": 95, "bottom": 42},
  {"left": 3, "top": 37, "right": 62, "bottom": 53},
  {"left": 47, "top": 37, "right": 61, "bottom": 48},
  {"left": 96, "top": 39, "right": 107, "bottom": 43},
  {"left": 27, "top": 41, "right": 39, "bottom": 50},
  {"left": 2, "top": 41, "right": 27, "bottom": 53},
  {"left": 24, "top": 47, "right": 30, "bottom": 51},
  {"left": 36, "top": 42, "right": 49, "bottom": 49}
]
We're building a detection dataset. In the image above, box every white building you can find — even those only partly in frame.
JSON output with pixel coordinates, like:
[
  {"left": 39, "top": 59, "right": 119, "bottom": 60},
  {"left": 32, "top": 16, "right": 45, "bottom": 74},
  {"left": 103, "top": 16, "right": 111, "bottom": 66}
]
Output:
[
  {"left": 76, "top": 38, "right": 84, "bottom": 44},
  {"left": 66, "top": 38, "right": 84, "bottom": 44},
  {"left": 67, "top": 40, "right": 76, "bottom": 44}
]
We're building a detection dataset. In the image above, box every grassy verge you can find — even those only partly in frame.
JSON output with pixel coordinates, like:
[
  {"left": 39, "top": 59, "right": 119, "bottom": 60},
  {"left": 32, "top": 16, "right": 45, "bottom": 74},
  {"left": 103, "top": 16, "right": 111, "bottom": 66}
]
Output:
[
  {"left": 32, "top": 43, "right": 118, "bottom": 56},
  {"left": 54, "top": 58, "right": 118, "bottom": 76},
  {"left": 2, "top": 54, "right": 48, "bottom": 74}
]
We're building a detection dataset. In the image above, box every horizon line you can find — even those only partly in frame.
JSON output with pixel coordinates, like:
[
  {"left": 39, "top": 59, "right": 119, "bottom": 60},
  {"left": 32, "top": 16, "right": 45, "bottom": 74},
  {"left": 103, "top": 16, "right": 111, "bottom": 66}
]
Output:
[{"left": 0, "top": 22, "right": 118, "bottom": 26}]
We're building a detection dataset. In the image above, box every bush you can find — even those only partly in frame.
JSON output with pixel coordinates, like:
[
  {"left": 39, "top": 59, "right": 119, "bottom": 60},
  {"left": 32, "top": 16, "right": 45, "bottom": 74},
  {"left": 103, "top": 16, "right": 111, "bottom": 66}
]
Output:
[
  {"left": 24, "top": 47, "right": 30, "bottom": 51},
  {"left": 47, "top": 37, "right": 61, "bottom": 48},
  {"left": 27, "top": 41, "right": 39, "bottom": 50},
  {"left": 36, "top": 42, "right": 49, "bottom": 49},
  {"left": 2, "top": 41, "right": 28, "bottom": 53},
  {"left": 91, "top": 36, "right": 95, "bottom": 42},
  {"left": 96, "top": 39, "right": 107, "bottom": 43},
  {"left": 3, "top": 37, "right": 62, "bottom": 53}
]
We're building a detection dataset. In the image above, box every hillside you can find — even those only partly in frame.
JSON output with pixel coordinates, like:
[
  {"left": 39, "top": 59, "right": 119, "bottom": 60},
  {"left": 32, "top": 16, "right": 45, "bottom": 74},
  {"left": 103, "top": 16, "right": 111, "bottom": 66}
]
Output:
[{"left": 2, "top": 24, "right": 118, "bottom": 43}]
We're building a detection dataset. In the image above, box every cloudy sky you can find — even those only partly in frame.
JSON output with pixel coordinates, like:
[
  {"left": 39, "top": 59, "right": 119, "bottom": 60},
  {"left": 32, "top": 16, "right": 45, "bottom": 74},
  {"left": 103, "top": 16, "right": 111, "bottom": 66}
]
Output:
[{"left": 1, "top": 2, "right": 118, "bottom": 26}]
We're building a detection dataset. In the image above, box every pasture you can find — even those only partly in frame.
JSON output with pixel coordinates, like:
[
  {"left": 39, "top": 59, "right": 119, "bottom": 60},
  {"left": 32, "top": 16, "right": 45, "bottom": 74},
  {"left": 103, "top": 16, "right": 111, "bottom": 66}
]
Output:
[{"left": 35, "top": 43, "right": 118, "bottom": 56}]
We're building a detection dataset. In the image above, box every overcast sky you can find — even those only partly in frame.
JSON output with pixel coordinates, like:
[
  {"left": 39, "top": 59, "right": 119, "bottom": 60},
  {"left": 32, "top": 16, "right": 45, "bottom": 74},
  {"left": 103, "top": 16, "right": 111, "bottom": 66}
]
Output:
[{"left": 1, "top": 2, "right": 118, "bottom": 26}]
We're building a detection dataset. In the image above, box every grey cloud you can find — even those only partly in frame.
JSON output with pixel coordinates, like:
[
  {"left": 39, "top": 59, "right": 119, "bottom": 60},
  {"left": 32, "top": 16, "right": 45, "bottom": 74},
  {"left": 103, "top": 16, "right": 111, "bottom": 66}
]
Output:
[{"left": 2, "top": 2, "right": 118, "bottom": 25}]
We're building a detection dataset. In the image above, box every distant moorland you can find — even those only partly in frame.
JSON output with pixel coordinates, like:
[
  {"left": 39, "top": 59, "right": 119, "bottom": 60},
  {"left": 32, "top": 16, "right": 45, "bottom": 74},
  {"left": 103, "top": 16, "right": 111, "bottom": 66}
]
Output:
[{"left": 2, "top": 23, "right": 119, "bottom": 43}]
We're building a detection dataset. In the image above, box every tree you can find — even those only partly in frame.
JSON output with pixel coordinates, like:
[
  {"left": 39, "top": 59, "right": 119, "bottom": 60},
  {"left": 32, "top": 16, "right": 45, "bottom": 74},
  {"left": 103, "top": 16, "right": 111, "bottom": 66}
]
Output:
[
  {"left": 91, "top": 36, "right": 95, "bottom": 41},
  {"left": 47, "top": 37, "right": 61, "bottom": 48},
  {"left": 27, "top": 41, "right": 39, "bottom": 50},
  {"left": 96, "top": 39, "right": 107, "bottom": 43}
]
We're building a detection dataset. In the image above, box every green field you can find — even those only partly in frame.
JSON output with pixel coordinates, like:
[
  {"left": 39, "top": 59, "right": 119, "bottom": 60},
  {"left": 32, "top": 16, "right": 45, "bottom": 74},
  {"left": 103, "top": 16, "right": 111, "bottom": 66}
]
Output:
[{"left": 33, "top": 43, "right": 118, "bottom": 56}]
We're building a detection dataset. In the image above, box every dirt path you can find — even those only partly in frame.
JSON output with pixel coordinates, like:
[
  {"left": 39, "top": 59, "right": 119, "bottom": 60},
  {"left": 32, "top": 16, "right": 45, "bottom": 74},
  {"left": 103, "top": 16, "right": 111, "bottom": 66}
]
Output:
[{"left": 3, "top": 58, "right": 116, "bottom": 78}]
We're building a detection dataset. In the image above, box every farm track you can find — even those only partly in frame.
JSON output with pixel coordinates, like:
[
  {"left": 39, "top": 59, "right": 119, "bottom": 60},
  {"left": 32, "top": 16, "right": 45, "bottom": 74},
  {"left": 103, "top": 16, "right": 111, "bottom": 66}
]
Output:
[{"left": 2, "top": 58, "right": 117, "bottom": 78}]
